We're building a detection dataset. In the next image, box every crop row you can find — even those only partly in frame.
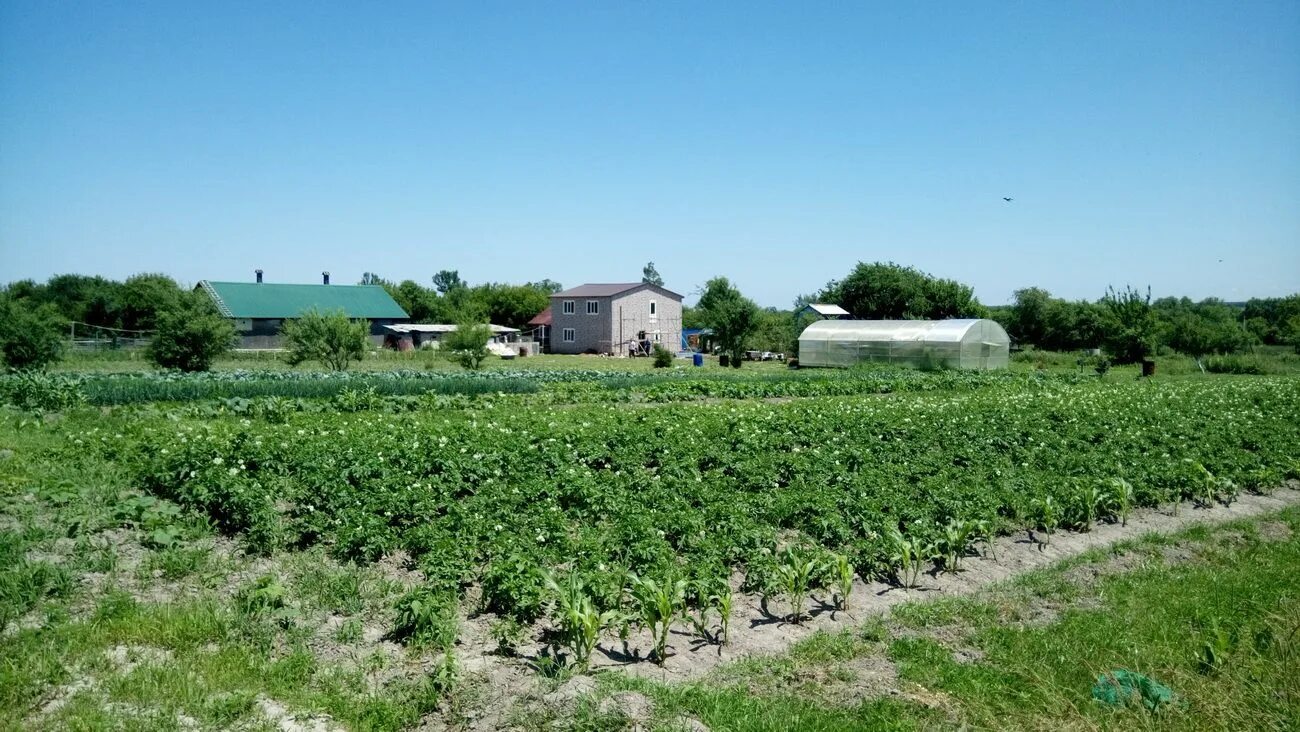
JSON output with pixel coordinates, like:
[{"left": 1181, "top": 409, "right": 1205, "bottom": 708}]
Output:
[{"left": 90, "top": 377, "right": 1300, "bottom": 628}]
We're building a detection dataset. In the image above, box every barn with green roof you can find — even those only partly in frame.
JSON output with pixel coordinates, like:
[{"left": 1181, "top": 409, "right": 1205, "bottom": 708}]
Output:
[{"left": 197, "top": 272, "right": 408, "bottom": 348}]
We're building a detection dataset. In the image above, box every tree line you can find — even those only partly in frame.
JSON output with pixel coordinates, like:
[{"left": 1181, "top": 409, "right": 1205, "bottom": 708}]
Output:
[{"left": 3, "top": 263, "right": 1298, "bottom": 372}]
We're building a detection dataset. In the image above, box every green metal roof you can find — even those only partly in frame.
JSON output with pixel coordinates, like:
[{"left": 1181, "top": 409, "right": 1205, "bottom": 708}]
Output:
[{"left": 198, "top": 281, "right": 409, "bottom": 319}]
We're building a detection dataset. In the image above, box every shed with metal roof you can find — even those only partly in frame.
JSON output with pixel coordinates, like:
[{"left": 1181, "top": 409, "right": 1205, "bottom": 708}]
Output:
[
  {"left": 197, "top": 278, "right": 408, "bottom": 349},
  {"left": 797, "top": 319, "right": 1010, "bottom": 370}
]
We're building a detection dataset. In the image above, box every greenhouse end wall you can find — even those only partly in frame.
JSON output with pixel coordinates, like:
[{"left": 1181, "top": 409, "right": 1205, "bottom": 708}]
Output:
[{"left": 797, "top": 319, "right": 1010, "bottom": 370}]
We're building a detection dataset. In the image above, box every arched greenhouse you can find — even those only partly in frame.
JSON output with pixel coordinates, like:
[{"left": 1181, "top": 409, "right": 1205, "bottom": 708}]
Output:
[{"left": 797, "top": 319, "right": 1010, "bottom": 370}]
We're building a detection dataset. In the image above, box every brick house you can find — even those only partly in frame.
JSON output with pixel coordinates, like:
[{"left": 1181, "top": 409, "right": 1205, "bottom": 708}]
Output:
[{"left": 549, "top": 283, "right": 683, "bottom": 355}]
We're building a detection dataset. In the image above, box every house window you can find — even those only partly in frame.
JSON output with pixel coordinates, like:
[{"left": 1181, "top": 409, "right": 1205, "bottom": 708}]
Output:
[
  {"left": 653, "top": 332, "right": 661, "bottom": 342},
  {"left": 563, "top": 328, "right": 575, "bottom": 342},
  {"left": 649, "top": 301, "right": 657, "bottom": 316},
  {"left": 562, "top": 300, "right": 575, "bottom": 315},
  {"left": 586, "top": 300, "right": 599, "bottom": 315}
]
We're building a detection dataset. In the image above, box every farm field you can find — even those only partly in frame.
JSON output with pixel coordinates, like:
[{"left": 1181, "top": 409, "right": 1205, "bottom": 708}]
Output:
[{"left": 2, "top": 368, "right": 1299, "bottom": 730}]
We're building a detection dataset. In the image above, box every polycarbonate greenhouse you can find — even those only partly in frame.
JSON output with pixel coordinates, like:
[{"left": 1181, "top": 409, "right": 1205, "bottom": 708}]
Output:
[{"left": 797, "top": 319, "right": 1010, "bottom": 370}]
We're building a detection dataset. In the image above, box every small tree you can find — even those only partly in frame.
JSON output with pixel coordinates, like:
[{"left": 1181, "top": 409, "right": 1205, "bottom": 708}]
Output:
[
  {"left": 442, "top": 319, "right": 492, "bottom": 370},
  {"left": 0, "top": 298, "right": 64, "bottom": 371},
  {"left": 652, "top": 343, "right": 673, "bottom": 368},
  {"left": 697, "top": 277, "right": 760, "bottom": 366},
  {"left": 1100, "top": 285, "right": 1158, "bottom": 364},
  {"left": 147, "top": 293, "right": 235, "bottom": 372},
  {"left": 642, "top": 262, "right": 664, "bottom": 287},
  {"left": 282, "top": 308, "right": 370, "bottom": 371}
]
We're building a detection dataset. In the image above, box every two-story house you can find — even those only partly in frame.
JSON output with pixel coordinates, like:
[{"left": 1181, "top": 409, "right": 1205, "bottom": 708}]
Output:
[{"left": 549, "top": 283, "right": 683, "bottom": 355}]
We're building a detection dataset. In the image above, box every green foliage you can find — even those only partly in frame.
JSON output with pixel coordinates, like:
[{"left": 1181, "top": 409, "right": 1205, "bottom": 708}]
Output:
[
  {"left": 819, "top": 261, "right": 986, "bottom": 321},
  {"left": 830, "top": 553, "right": 854, "bottom": 611},
  {"left": 542, "top": 570, "right": 617, "bottom": 671},
  {"left": 0, "top": 297, "right": 64, "bottom": 371},
  {"left": 628, "top": 572, "right": 686, "bottom": 663},
  {"left": 641, "top": 261, "right": 664, "bottom": 287},
  {"left": 281, "top": 308, "right": 371, "bottom": 371},
  {"left": 889, "top": 527, "right": 933, "bottom": 588},
  {"left": 697, "top": 277, "right": 760, "bottom": 365},
  {"left": 0, "top": 371, "right": 85, "bottom": 412},
  {"left": 936, "top": 519, "right": 976, "bottom": 572},
  {"left": 1099, "top": 285, "right": 1159, "bottom": 364},
  {"left": 489, "top": 616, "right": 529, "bottom": 656},
  {"left": 392, "top": 587, "right": 459, "bottom": 649},
  {"left": 112, "top": 377, "right": 1300, "bottom": 626},
  {"left": 1204, "top": 354, "right": 1269, "bottom": 375},
  {"left": 772, "top": 547, "right": 820, "bottom": 623},
  {"left": 147, "top": 292, "right": 235, "bottom": 372},
  {"left": 442, "top": 320, "right": 492, "bottom": 370},
  {"left": 652, "top": 343, "right": 674, "bottom": 368}
]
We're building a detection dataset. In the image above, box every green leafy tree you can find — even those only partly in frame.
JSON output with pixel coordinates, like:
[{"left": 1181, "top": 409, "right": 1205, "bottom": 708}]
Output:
[
  {"left": 282, "top": 308, "right": 371, "bottom": 371},
  {"left": 1099, "top": 285, "right": 1158, "bottom": 364},
  {"left": 526, "top": 279, "right": 564, "bottom": 294},
  {"left": 442, "top": 319, "right": 492, "bottom": 370},
  {"left": 697, "top": 277, "right": 760, "bottom": 365},
  {"left": 0, "top": 297, "right": 65, "bottom": 370},
  {"left": 432, "top": 270, "right": 465, "bottom": 295},
  {"left": 818, "top": 262, "right": 985, "bottom": 320},
  {"left": 146, "top": 292, "right": 235, "bottom": 372},
  {"left": 118, "top": 273, "right": 183, "bottom": 331},
  {"left": 642, "top": 261, "right": 664, "bottom": 287}
]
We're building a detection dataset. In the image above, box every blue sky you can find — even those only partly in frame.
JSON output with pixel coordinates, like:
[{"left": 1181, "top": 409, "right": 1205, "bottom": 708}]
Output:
[{"left": 2, "top": 1, "right": 1297, "bottom": 307}]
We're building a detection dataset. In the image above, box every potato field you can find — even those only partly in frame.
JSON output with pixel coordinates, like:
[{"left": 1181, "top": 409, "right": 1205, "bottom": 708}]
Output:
[{"left": 91, "top": 377, "right": 1300, "bottom": 631}]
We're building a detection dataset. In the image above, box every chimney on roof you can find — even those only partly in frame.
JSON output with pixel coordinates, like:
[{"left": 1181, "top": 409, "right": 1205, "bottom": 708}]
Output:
[
  {"left": 322, "top": 271, "right": 330, "bottom": 285},
  {"left": 255, "top": 269, "right": 263, "bottom": 284}
]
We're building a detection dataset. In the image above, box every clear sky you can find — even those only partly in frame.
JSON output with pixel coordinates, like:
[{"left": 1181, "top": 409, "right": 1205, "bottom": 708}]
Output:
[{"left": 2, "top": 1, "right": 1297, "bottom": 307}]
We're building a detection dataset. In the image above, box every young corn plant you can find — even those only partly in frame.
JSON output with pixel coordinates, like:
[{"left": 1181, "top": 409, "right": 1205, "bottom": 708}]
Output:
[
  {"left": 772, "top": 547, "right": 819, "bottom": 623},
  {"left": 711, "top": 581, "right": 733, "bottom": 646},
  {"left": 830, "top": 553, "right": 854, "bottom": 611},
  {"left": 1080, "top": 482, "right": 1107, "bottom": 530},
  {"left": 1108, "top": 477, "right": 1135, "bottom": 526},
  {"left": 972, "top": 518, "right": 999, "bottom": 560},
  {"left": 1033, "top": 495, "right": 1061, "bottom": 546},
  {"left": 628, "top": 573, "right": 686, "bottom": 664},
  {"left": 542, "top": 570, "right": 617, "bottom": 672},
  {"left": 937, "top": 519, "right": 976, "bottom": 573},
  {"left": 887, "top": 527, "right": 931, "bottom": 589}
]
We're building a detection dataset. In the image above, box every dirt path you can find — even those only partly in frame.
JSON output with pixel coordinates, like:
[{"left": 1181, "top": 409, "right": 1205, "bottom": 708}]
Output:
[{"left": 456, "top": 484, "right": 1300, "bottom": 695}]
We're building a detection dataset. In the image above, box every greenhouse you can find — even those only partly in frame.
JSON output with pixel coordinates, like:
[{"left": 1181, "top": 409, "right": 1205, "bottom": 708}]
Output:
[{"left": 797, "top": 319, "right": 1010, "bottom": 370}]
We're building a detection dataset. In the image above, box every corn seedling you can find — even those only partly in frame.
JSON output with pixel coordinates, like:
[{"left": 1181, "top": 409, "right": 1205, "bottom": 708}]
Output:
[
  {"left": 830, "top": 553, "right": 854, "bottom": 611},
  {"left": 628, "top": 573, "right": 686, "bottom": 664},
  {"left": 1108, "top": 478, "right": 1134, "bottom": 526},
  {"left": 1197, "top": 620, "right": 1234, "bottom": 675},
  {"left": 712, "top": 582, "right": 733, "bottom": 645},
  {"left": 937, "top": 519, "right": 976, "bottom": 572},
  {"left": 1033, "top": 496, "right": 1061, "bottom": 545},
  {"left": 887, "top": 528, "right": 931, "bottom": 589},
  {"left": 772, "top": 547, "right": 819, "bottom": 623},
  {"left": 972, "top": 518, "right": 999, "bottom": 560},
  {"left": 1080, "top": 482, "right": 1106, "bottom": 530},
  {"left": 542, "top": 570, "right": 617, "bottom": 671}
]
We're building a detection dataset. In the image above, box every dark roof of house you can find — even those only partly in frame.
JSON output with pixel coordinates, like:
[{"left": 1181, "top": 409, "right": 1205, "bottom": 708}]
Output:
[
  {"left": 528, "top": 307, "right": 553, "bottom": 326},
  {"left": 552, "top": 282, "right": 683, "bottom": 300},
  {"left": 198, "top": 281, "right": 409, "bottom": 319}
]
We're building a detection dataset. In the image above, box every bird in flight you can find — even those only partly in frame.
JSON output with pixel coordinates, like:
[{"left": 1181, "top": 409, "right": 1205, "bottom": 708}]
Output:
[{"left": 1003, "top": 197, "right": 1014, "bottom": 202}]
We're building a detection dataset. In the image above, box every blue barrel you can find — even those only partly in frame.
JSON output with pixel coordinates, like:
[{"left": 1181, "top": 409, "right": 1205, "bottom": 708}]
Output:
[{"left": 693, "top": 353, "right": 704, "bottom": 367}]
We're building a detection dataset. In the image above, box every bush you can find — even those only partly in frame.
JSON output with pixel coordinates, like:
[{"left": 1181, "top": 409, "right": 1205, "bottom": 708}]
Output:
[
  {"left": 0, "top": 372, "right": 85, "bottom": 412},
  {"left": 147, "top": 293, "right": 235, "bottom": 372},
  {"left": 282, "top": 308, "right": 370, "bottom": 371},
  {"left": 0, "top": 298, "right": 64, "bottom": 371},
  {"left": 442, "top": 320, "right": 491, "bottom": 371},
  {"left": 652, "top": 344, "right": 673, "bottom": 368},
  {"left": 1204, "top": 355, "right": 1269, "bottom": 375}
]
